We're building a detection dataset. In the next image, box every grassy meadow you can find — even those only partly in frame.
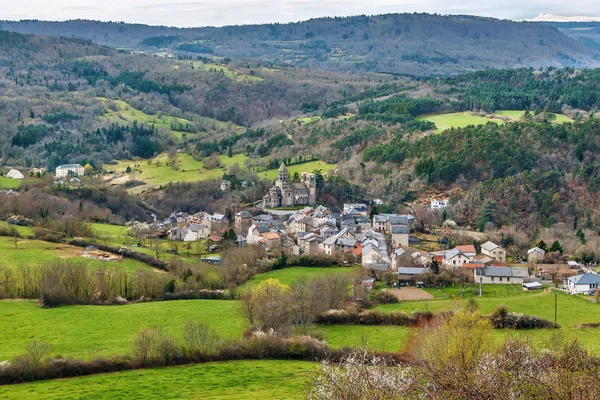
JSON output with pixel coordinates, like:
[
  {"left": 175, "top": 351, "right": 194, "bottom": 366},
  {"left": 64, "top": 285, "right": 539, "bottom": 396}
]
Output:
[
  {"left": 0, "top": 236, "right": 152, "bottom": 272},
  {"left": 240, "top": 266, "right": 356, "bottom": 289},
  {"left": 0, "top": 176, "right": 21, "bottom": 189},
  {"left": 108, "top": 153, "right": 336, "bottom": 188},
  {"left": 0, "top": 300, "right": 245, "bottom": 360},
  {"left": 419, "top": 110, "right": 573, "bottom": 133},
  {"left": 97, "top": 98, "right": 242, "bottom": 141},
  {"left": 0, "top": 360, "right": 314, "bottom": 400},
  {"left": 377, "top": 290, "right": 600, "bottom": 352},
  {"left": 417, "top": 112, "right": 504, "bottom": 132}
]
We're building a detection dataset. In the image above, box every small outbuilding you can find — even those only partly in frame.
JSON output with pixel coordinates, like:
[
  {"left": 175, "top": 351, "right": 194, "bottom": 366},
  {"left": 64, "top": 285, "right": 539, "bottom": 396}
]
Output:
[
  {"left": 523, "top": 281, "right": 543, "bottom": 291},
  {"left": 6, "top": 169, "right": 24, "bottom": 180}
]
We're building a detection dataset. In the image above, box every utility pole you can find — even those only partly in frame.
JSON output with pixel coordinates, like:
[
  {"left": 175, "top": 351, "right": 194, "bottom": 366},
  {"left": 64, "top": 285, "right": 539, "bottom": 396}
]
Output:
[
  {"left": 554, "top": 292, "right": 558, "bottom": 326},
  {"left": 351, "top": 277, "right": 356, "bottom": 301},
  {"left": 479, "top": 270, "right": 483, "bottom": 297}
]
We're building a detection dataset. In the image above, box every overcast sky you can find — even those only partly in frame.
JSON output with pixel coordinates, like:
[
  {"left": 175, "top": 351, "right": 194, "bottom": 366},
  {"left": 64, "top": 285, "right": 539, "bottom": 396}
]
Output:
[{"left": 2, "top": 0, "right": 600, "bottom": 28}]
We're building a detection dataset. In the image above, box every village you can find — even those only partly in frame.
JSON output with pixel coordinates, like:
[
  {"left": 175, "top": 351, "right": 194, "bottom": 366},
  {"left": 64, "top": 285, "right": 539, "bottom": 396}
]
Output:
[{"left": 115, "top": 163, "right": 600, "bottom": 298}]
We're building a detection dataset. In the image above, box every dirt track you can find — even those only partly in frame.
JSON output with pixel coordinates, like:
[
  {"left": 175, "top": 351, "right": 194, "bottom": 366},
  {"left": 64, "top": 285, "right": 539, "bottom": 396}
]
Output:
[{"left": 388, "top": 288, "right": 435, "bottom": 301}]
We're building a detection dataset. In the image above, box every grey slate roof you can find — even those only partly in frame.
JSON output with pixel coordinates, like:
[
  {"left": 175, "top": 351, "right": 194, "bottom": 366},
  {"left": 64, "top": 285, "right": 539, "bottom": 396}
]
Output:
[
  {"left": 398, "top": 267, "right": 429, "bottom": 275},
  {"left": 568, "top": 273, "right": 600, "bottom": 285},
  {"left": 445, "top": 248, "right": 463, "bottom": 259},
  {"left": 481, "top": 241, "right": 501, "bottom": 252},
  {"left": 391, "top": 225, "right": 410, "bottom": 234},
  {"left": 482, "top": 266, "right": 529, "bottom": 278}
]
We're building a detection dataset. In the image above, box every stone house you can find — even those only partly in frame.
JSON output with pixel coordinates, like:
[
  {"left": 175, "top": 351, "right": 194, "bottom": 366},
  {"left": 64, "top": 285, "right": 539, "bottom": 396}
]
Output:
[{"left": 481, "top": 241, "right": 506, "bottom": 262}]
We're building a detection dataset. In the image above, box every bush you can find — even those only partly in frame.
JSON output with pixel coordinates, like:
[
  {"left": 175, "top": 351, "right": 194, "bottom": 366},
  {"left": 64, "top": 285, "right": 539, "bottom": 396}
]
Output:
[{"left": 374, "top": 290, "right": 399, "bottom": 304}]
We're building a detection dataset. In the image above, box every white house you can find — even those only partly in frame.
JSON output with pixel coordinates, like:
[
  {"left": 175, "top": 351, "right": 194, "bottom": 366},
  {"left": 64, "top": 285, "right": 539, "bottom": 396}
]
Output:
[
  {"left": 442, "top": 248, "right": 472, "bottom": 269},
  {"left": 474, "top": 266, "right": 529, "bottom": 285},
  {"left": 6, "top": 169, "right": 24, "bottom": 180},
  {"left": 565, "top": 273, "right": 600, "bottom": 295},
  {"left": 527, "top": 247, "right": 546, "bottom": 264},
  {"left": 480, "top": 241, "right": 506, "bottom": 262},
  {"left": 430, "top": 199, "right": 449, "bottom": 210},
  {"left": 55, "top": 164, "right": 84, "bottom": 178}
]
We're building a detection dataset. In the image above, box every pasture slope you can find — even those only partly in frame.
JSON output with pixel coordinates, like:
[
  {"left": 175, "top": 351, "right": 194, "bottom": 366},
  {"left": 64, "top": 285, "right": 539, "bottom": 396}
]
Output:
[
  {"left": 418, "top": 110, "right": 573, "bottom": 133},
  {"left": 0, "top": 360, "right": 314, "bottom": 400}
]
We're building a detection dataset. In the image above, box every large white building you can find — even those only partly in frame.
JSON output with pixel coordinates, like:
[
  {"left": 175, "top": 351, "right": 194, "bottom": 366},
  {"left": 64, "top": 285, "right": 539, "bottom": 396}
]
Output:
[
  {"left": 565, "top": 273, "right": 600, "bottom": 295},
  {"left": 55, "top": 164, "right": 84, "bottom": 178}
]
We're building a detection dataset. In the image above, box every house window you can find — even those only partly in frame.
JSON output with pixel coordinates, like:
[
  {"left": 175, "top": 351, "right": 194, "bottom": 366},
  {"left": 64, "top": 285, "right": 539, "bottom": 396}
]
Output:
[
  {"left": 491, "top": 277, "right": 494, "bottom": 282},
  {"left": 499, "top": 277, "right": 502, "bottom": 282},
  {"left": 453, "top": 260, "right": 456, "bottom": 265},
  {"left": 507, "top": 277, "right": 510, "bottom": 282}
]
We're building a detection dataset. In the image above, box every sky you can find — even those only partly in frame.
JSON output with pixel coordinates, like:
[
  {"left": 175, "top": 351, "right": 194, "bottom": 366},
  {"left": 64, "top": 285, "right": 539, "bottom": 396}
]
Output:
[{"left": 2, "top": 0, "right": 600, "bottom": 28}]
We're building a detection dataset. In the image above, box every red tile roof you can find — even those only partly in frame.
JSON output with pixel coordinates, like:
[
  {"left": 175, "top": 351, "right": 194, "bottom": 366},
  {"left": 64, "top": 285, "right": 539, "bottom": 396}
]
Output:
[{"left": 456, "top": 245, "right": 476, "bottom": 254}]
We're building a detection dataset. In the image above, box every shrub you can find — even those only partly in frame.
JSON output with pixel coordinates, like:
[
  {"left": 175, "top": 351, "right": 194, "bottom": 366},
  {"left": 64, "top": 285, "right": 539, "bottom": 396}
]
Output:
[{"left": 374, "top": 290, "right": 399, "bottom": 304}]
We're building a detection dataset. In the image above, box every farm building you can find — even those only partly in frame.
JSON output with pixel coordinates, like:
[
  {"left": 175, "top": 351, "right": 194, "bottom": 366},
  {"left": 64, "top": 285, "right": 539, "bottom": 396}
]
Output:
[{"left": 474, "top": 266, "right": 529, "bottom": 285}]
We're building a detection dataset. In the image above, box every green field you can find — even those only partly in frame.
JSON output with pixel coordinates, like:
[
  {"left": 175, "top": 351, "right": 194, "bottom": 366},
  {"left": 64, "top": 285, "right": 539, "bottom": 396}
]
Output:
[
  {"left": 0, "top": 360, "right": 314, "bottom": 400},
  {"left": 419, "top": 111, "right": 573, "bottom": 133},
  {"left": 109, "top": 154, "right": 336, "bottom": 188},
  {"left": 418, "top": 112, "right": 504, "bottom": 132},
  {"left": 90, "top": 223, "right": 129, "bottom": 236},
  {"left": 241, "top": 266, "right": 356, "bottom": 289},
  {"left": 110, "top": 153, "right": 247, "bottom": 186},
  {"left": 0, "top": 237, "right": 153, "bottom": 272},
  {"left": 377, "top": 290, "right": 600, "bottom": 352},
  {"left": 0, "top": 300, "right": 245, "bottom": 360},
  {"left": 320, "top": 325, "right": 408, "bottom": 352},
  {"left": 0, "top": 176, "right": 21, "bottom": 189},
  {"left": 424, "top": 283, "right": 529, "bottom": 299},
  {"left": 262, "top": 160, "right": 336, "bottom": 181},
  {"left": 98, "top": 98, "right": 242, "bottom": 141},
  {"left": 492, "top": 110, "right": 573, "bottom": 123}
]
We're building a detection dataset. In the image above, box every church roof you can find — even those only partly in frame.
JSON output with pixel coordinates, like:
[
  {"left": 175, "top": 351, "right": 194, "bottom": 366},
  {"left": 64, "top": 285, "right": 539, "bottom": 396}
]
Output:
[{"left": 278, "top": 163, "right": 288, "bottom": 172}]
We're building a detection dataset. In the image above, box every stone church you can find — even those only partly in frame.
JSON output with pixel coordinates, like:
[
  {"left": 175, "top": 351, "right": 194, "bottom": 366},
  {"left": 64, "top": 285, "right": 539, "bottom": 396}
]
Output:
[{"left": 263, "top": 163, "right": 317, "bottom": 208}]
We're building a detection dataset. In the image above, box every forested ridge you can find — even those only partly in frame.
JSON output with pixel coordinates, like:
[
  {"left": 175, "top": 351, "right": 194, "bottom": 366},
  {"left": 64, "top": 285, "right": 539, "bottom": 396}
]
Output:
[
  {"left": 2, "top": 13, "right": 600, "bottom": 75},
  {"left": 4, "top": 28, "right": 600, "bottom": 240}
]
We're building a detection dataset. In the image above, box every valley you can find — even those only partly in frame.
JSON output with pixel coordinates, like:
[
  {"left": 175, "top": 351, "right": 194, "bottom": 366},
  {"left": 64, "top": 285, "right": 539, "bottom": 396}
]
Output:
[{"left": 2, "top": 8, "right": 600, "bottom": 400}]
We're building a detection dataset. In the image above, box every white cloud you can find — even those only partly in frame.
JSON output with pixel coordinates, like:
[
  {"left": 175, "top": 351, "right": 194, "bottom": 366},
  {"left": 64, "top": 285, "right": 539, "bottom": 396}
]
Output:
[{"left": 1, "top": 0, "right": 600, "bottom": 27}]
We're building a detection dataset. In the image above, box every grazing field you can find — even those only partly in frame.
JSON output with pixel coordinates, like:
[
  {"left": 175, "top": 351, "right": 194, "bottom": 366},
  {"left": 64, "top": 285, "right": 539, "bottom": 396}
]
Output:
[
  {"left": 0, "top": 237, "right": 153, "bottom": 272},
  {"left": 262, "top": 160, "right": 336, "bottom": 181},
  {"left": 377, "top": 290, "right": 600, "bottom": 352},
  {"left": 419, "top": 111, "right": 573, "bottom": 132},
  {"left": 417, "top": 112, "right": 504, "bottom": 132},
  {"left": 98, "top": 98, "right": 242, "bottom": 141},
  {"left": 109, "top": 153, "right": 247, "bottom": 186},
  {"left": 108, "top": 153, "right": 335, "bottom": 188},
  {"left": 0, "top": 300, "right": 245, "bottom": 360},
  {"left": 320, "top": 325, "right": 408, "bottom": 352},
  {"left": 424, "top": 283, "right": 528, "bottom": 299},
  {"left": 0, "top": 177, "right": 21, "bottom": 189},
  {"left": 492, "top": 110, "right": 573, "bottom": 123},
  {"left": 240, "top": 266, "right": 356, "bottom": 289},
  {"left": 0, "top": 360, "right": 314, "bottom": 400},
  {"left": 90, "top": 223, "right": 129, "bottom": 236}
]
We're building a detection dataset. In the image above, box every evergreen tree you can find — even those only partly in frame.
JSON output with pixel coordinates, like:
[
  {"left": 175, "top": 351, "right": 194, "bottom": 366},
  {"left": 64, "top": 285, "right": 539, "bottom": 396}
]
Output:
[
  {"left": 548, "top": 240, "right": 564, "bottom": 255},
  {"left": 535, "top": 239, "right": 547, "bottom": 252},
  {"left": 576, "top": 229, "right": 587, "bottom": 245}
]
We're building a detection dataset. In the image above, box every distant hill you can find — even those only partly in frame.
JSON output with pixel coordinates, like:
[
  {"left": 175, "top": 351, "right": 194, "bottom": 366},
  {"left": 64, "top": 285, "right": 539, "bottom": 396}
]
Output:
[{"left": 2, "top": 13, "right": 600, "bottom": 75}]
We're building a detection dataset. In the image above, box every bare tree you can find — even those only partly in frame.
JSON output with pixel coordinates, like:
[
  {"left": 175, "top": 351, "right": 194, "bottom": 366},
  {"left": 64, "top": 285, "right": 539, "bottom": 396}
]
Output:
[
  {"left": 25, "top": 339, "right": 53, "bottom": 369},
  {"left": 183, "top": 320, "right": 220, "bottom": 355}
]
